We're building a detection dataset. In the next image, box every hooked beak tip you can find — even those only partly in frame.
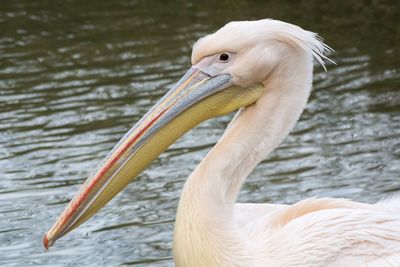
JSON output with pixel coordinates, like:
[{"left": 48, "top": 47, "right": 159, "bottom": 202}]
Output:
[{"left": 43, "top": 234, "right": 51, "bottom": 249}]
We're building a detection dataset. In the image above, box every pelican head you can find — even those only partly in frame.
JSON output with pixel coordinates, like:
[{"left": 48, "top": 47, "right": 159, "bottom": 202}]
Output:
[{"left": 44, "top": 19, "right": 328, "bottom": 248}]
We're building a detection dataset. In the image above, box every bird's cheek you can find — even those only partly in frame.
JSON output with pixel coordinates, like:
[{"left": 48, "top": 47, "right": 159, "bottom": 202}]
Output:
[{"left": 228, "top": 70, "right": 254, "bottom": 88}]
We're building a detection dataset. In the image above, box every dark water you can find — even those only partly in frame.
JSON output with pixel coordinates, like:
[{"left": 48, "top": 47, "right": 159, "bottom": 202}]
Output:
[{"left": 1, "top": 1, "right": 399, "bottom": 266}]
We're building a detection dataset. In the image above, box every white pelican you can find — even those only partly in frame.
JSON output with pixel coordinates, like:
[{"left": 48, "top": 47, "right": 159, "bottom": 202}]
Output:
[{"left": 44, "top": 19, "right": 400, "bottom": 266}]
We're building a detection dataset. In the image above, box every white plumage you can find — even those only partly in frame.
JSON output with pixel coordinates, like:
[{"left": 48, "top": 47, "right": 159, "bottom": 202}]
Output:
[{"left": 172, "top": 19, "right": 400, "bottom": 266}]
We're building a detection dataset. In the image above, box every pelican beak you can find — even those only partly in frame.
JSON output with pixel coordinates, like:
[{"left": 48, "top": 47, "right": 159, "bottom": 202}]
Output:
[{"left": 43, "top": 67, "right": 263, "bottom": 248}]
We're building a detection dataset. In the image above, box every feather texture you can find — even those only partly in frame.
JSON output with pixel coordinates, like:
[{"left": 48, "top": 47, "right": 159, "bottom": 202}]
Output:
[{"left": 173, "top": 19, "right": 400, "bottom": 267}]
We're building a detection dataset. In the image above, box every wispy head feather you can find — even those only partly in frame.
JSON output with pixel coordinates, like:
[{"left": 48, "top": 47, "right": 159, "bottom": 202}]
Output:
[{"left": 192, "top": 19, "right": 334, "bottom": 71}]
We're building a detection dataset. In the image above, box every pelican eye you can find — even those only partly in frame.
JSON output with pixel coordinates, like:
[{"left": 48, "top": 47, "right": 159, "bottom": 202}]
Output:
[{"left": 218, "top": 53, "right": 230, "bottom": 62}]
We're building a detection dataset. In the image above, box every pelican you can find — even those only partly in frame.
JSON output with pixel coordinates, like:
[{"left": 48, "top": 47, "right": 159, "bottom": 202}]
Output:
[{"left": 44, "top": 19, "right": 400, "bottom": 266}]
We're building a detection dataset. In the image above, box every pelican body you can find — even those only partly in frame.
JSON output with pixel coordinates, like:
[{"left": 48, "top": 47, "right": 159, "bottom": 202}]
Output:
[{"left": 44, "top": 19, "right": 400, "bottom": 266}]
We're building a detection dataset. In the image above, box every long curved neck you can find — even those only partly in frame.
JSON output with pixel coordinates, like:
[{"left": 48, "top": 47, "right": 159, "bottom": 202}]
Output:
[{"left": 173, "top": 52, "right": 314, "bottom": 266}]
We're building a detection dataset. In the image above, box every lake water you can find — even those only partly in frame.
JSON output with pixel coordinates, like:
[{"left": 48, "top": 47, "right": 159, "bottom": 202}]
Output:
[{"left": 1, "top": 1, "right": 399, "bottom": 266}]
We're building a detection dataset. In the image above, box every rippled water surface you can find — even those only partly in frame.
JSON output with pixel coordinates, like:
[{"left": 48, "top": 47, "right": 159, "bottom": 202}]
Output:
[{"left": 1, "top": 1, "right": 399, "bottom": 266}]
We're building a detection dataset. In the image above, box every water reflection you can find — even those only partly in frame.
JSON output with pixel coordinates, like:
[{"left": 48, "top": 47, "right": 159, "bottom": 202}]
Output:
[{"left": 0, "top": 1, "right": 399, "bottom": 266}]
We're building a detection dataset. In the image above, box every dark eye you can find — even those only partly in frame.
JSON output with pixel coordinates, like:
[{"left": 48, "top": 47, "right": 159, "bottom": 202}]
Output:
[{"left": 218, "top": 53, "right": 230, "bottom": 62}]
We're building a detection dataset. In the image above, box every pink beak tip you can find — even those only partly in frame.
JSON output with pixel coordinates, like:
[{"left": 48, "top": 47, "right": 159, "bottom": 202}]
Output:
[{"left": 43, "top": 234, "right": 50, "bottom": 250}]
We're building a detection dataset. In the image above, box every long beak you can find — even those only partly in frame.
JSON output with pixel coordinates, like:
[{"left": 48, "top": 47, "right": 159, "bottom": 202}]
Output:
[{"left": 43, "top": 67, "right": 263, "bottom": 248}]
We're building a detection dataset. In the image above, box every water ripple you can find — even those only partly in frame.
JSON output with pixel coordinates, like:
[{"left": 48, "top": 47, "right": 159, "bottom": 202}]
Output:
[{"left": 0, "top": 1, "right": 399, "bottom": 266}]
